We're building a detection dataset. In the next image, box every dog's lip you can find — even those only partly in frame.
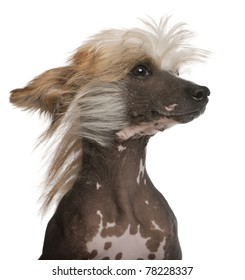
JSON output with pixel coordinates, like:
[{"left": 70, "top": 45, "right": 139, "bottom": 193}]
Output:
[
  {"left": 163, "top": 107, "right": 207, "bottom": 123},
  {"left": 130, "top": 106, "right": 207, "bottom": 123},
  {"left": 153, "top": 109, "right": 204, "bottom": 120},
  {"left": 163, "top": 110, "right": 202, "bottom": 118}
]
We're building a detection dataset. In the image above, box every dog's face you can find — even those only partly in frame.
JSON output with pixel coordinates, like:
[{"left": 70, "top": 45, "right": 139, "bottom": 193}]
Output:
[
  {"left": 116, "top": 62, "right": 210, "bottom": 140},
  {"left": 125, "top": 63, "right": 209, "bottom": 124}
]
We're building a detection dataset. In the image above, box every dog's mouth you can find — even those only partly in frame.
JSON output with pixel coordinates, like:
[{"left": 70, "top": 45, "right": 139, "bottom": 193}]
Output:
[
  {"left": 164, "top": 108, "right": 206, "bottom": 123},
  {"left": 130, "top": 106, "right": 206, "bottom": 125}
]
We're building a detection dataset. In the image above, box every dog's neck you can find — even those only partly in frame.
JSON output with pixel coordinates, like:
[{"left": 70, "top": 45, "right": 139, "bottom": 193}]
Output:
[{"left": 80, "top": 136, "right": 150, "bottom": 210}]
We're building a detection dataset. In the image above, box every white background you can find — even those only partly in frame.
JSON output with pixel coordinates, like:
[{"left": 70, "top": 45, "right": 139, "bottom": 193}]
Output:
[{"left": 0, "top": 0, "right": 244, "bottom": 279}]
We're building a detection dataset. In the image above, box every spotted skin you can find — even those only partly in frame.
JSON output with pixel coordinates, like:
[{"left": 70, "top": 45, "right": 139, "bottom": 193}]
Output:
[
  {"left": 87, "top": 209, "right": 167, "bottom": 260},
  {"left": 39, "top": 137, "right": 182, "bottom": 260}
]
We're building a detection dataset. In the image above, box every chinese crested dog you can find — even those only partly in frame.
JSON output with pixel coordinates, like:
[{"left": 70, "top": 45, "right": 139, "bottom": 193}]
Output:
[{"left": 10, "top": 17, "right": 210, "bottom": 260}]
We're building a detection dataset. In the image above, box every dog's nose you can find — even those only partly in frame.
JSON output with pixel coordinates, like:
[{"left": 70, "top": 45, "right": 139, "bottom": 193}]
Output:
[{"left": 188, "top": 86, "right": 210, "bottom": 101}]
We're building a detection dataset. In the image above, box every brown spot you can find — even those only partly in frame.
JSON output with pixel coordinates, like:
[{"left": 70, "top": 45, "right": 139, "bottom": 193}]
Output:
[
  {"left": 101, "top": 223, "right": 128, "bottom": 237},
  {"left": 102, "top": 256, "right": 110, "bottom": 260},
  {"left": 146, "top": 231, "right": 164, "bottom": 252},
  {"left": 89, "top": 250, "right": 98, "bottom": 259},
  {"left": 137, "top": 258, "right": 144, "bottom": 260},
  {"left": 115, "top": 252, "right": 123, "bottom": 260},
  {"left": 104, "top": 242, "right": 112, "bottom": 250},
  {"left": 148, "top": 253, "right": 156, "bottom": 260},
  {"left": 154, "top": 122, "right": 159, "bottom": 126}
]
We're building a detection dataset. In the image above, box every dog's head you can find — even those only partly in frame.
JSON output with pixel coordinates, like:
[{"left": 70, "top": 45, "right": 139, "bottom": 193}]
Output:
[
  {"left": 10, "top": 17, "right": 209, "bottom": 145},
  {"left": 10, "top": 18, "right": 210, "bottom": 209}
]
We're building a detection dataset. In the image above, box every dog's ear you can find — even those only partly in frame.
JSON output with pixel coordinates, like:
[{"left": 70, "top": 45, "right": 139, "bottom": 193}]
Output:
[{"left": 10, "top": 66, "right": 76, "bottom": 117}]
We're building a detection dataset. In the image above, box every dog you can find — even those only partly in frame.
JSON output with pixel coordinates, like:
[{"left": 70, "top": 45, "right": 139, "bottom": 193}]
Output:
[{"left": 10, "top": 17, "right": 210, "bottom": 260}]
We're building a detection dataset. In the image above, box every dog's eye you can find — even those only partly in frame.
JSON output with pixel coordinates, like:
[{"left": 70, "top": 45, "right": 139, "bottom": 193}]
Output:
[{"left": 131, "top": 65, "right": 151, "bottom": 78}]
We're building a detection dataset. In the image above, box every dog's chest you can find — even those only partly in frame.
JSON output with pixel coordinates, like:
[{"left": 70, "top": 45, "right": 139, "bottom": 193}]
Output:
[{"left": 86, "top": 210, "right": 167, "bottom": 260}]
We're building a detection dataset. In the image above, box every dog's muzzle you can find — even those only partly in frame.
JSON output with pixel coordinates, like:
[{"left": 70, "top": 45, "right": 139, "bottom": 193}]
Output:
[{"left": 169, "top": 84, "right": 210, "bottom": 124}]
